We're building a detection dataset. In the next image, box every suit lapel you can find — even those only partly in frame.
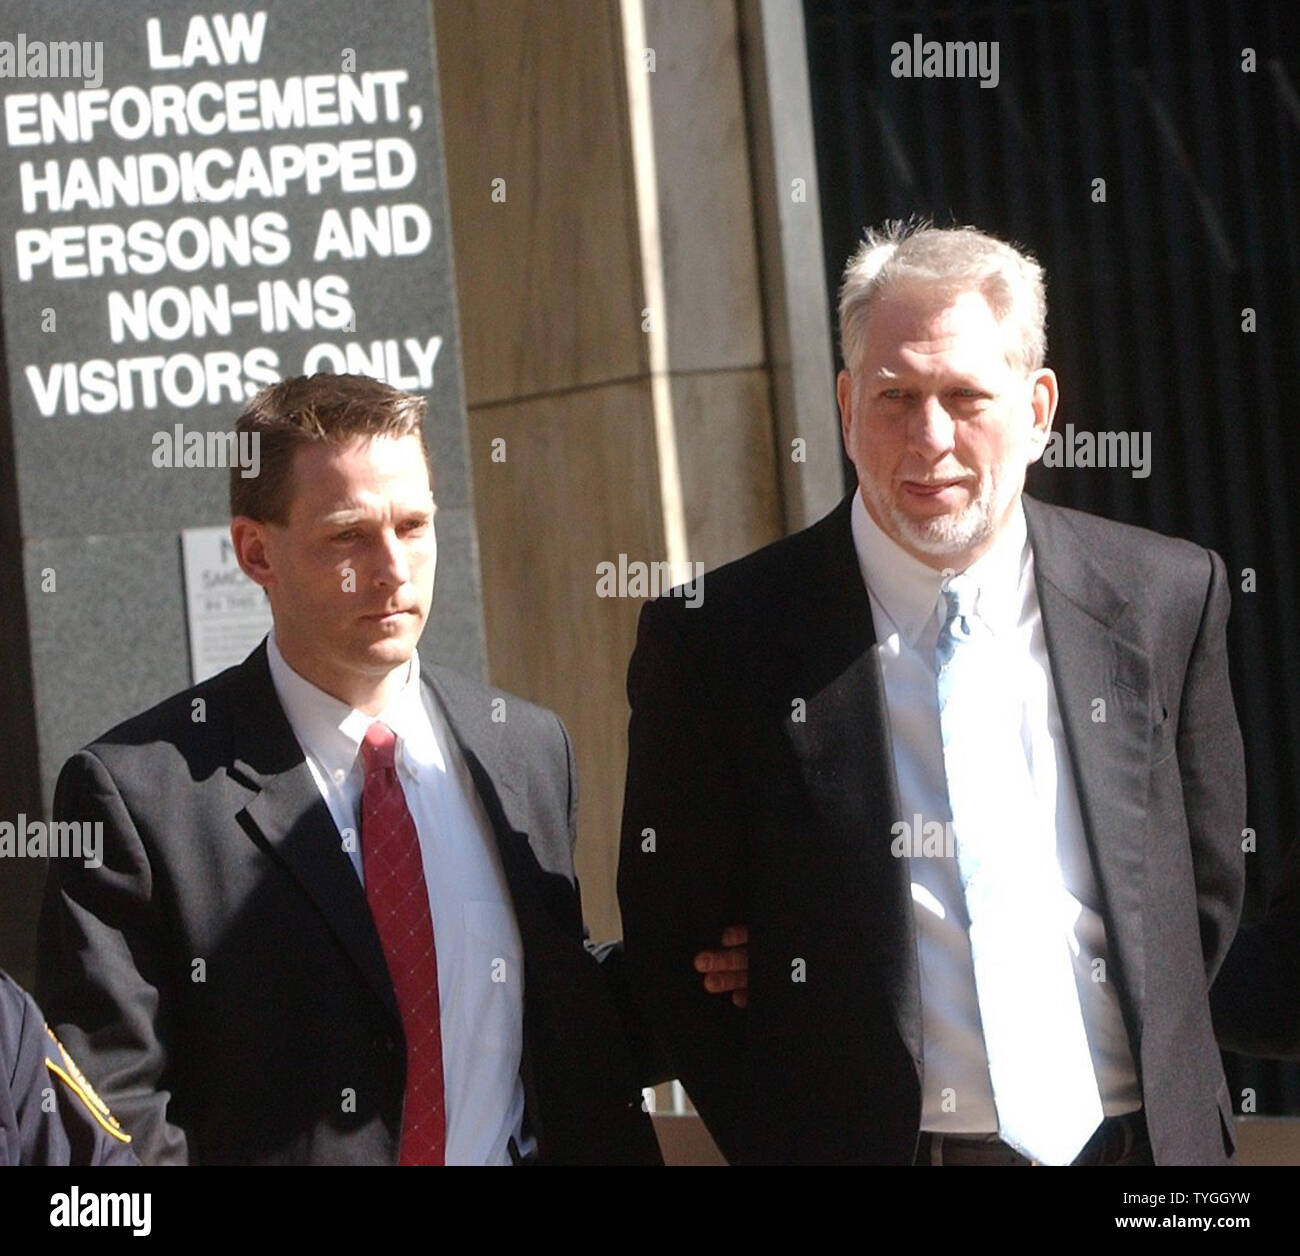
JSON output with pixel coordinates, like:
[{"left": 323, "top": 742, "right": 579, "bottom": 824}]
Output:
[
  {"left": 1023, "top": 496, "right": 1152, "bottom": 1040},
  {"left": 227, "top": 642, "right": 399, "bottom": 1026},
  {"left": 781, "top": 497, "right": 922, "bottom": 1069},
  {"left": 421, "top": 664, "right": 562, "bottom": 1157},
  {"left": 418, "top": 666, "right": 538, "bottom": 895}
]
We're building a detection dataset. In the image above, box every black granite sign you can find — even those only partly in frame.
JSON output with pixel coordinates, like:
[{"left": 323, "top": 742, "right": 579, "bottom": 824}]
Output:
[{"left": 0, "top": 0, "right": 481, "bottom": 832}]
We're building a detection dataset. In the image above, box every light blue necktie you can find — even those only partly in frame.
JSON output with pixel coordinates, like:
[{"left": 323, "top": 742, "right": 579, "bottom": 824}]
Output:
[{"left": 936, "top": 573, "right": 1103, "bottom": 1165}]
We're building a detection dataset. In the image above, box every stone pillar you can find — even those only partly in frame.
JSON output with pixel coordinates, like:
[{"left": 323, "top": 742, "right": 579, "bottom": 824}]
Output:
[{"left": 436, "top": 0, "right": 840, "bottom": 948}]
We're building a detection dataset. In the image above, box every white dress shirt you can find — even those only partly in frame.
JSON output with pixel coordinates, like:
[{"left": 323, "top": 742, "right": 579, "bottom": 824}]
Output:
[
  {"left": 266, "top": 632, "right": 532, "bottom": 1164},
  {"left": 849, "top": 490, "right": 1141, "bottom": 1132}
]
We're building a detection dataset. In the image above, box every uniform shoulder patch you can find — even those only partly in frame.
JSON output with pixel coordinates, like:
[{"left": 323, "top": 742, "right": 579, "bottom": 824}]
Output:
[{"left": 43, "top": 1026, "right": 131, "bottom": 1144}]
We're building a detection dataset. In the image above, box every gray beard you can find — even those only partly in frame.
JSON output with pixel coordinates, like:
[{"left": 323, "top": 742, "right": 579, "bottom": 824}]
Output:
[{"left": 862, "top": 467, "right": 1003, "bottom": 558}]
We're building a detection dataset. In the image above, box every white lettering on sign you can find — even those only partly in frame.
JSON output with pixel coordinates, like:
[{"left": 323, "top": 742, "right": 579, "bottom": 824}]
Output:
[{"left": 2, "top": 7, "right": 447, "bottom": 419}]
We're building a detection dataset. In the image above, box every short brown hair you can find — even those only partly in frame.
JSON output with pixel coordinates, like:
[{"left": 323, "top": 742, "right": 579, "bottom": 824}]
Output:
[{"left": 229, "top": 373, "right": 428, "bottom": 523}]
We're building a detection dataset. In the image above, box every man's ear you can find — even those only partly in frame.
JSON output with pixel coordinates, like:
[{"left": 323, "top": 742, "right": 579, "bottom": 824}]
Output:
[
  {"left": 836, "top": 369, "right": 855, "bottom": 454},
  {"left": 230, "top": 517, "right": 275, "bottom": 589},
  {"left": 1024, "top": 367, "right": 1059, "bottom": 464}
]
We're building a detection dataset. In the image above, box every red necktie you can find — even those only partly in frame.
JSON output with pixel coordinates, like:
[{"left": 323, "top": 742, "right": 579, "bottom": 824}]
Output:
[{"left": 360, "top": 721, "right": 447, "bottom": 1165}]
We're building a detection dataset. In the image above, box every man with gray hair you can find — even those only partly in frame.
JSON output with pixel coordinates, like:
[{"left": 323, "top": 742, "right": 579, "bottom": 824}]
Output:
[{"left": 619, "top": 221, "right": 1245, "bottom": 1165}]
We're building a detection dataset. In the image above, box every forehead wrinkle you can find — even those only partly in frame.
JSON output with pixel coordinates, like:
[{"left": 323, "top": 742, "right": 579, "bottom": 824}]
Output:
[
  {"left": 868, "top": 352, "right": 996, "bottom": 382},
  {"left": 317, "top": 493, "right": 433, "bottom": 520}
]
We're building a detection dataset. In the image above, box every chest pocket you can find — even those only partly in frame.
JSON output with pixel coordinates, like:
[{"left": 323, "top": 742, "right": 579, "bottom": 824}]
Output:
[{"left": 461, "top": 900, "right": 525, "bottom": 1054}]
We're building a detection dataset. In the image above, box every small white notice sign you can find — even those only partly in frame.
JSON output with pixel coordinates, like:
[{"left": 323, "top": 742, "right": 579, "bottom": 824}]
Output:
[{"left": 181, "top": 527, "right": 273, "bottom": 683}]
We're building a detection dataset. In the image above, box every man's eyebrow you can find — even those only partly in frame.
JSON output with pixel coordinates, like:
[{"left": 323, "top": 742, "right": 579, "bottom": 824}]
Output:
[
  {"left": 318, "top": 502, "right": 437, "bottom": 525},
  {"left": 318, "top": 507, "right": 367, "bottom": 524}
]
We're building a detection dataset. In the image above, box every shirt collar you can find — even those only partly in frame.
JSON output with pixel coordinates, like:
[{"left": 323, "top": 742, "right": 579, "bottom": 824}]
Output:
[
  {"left": 266, "top": 632, "right": 441, "bottom": 780},
  {"left": 849, "top": 488, "right": 1029, "bottom": 645}
]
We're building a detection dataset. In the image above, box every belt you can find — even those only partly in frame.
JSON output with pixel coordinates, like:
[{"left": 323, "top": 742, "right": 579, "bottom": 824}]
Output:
[{"left": 914, "top": 1110, "right": 1150, "bottom": 1166}]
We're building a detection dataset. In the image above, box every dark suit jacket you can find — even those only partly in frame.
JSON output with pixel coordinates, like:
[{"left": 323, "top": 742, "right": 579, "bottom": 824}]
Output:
[
  {"left": 1212, "top": 837, "right": 1300, "bottom": 1060},
  {"left": 618, "top": 492, "right": 1246, "bottom": 1165},
  {"left": 37, "top": 641, "right": 661, "bottom": 1165}
]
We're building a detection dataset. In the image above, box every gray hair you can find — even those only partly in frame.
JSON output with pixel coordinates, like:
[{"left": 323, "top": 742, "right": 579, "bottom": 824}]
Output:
[{"left": 838, "top": 220, "right": 1047, "bottom": 376}]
